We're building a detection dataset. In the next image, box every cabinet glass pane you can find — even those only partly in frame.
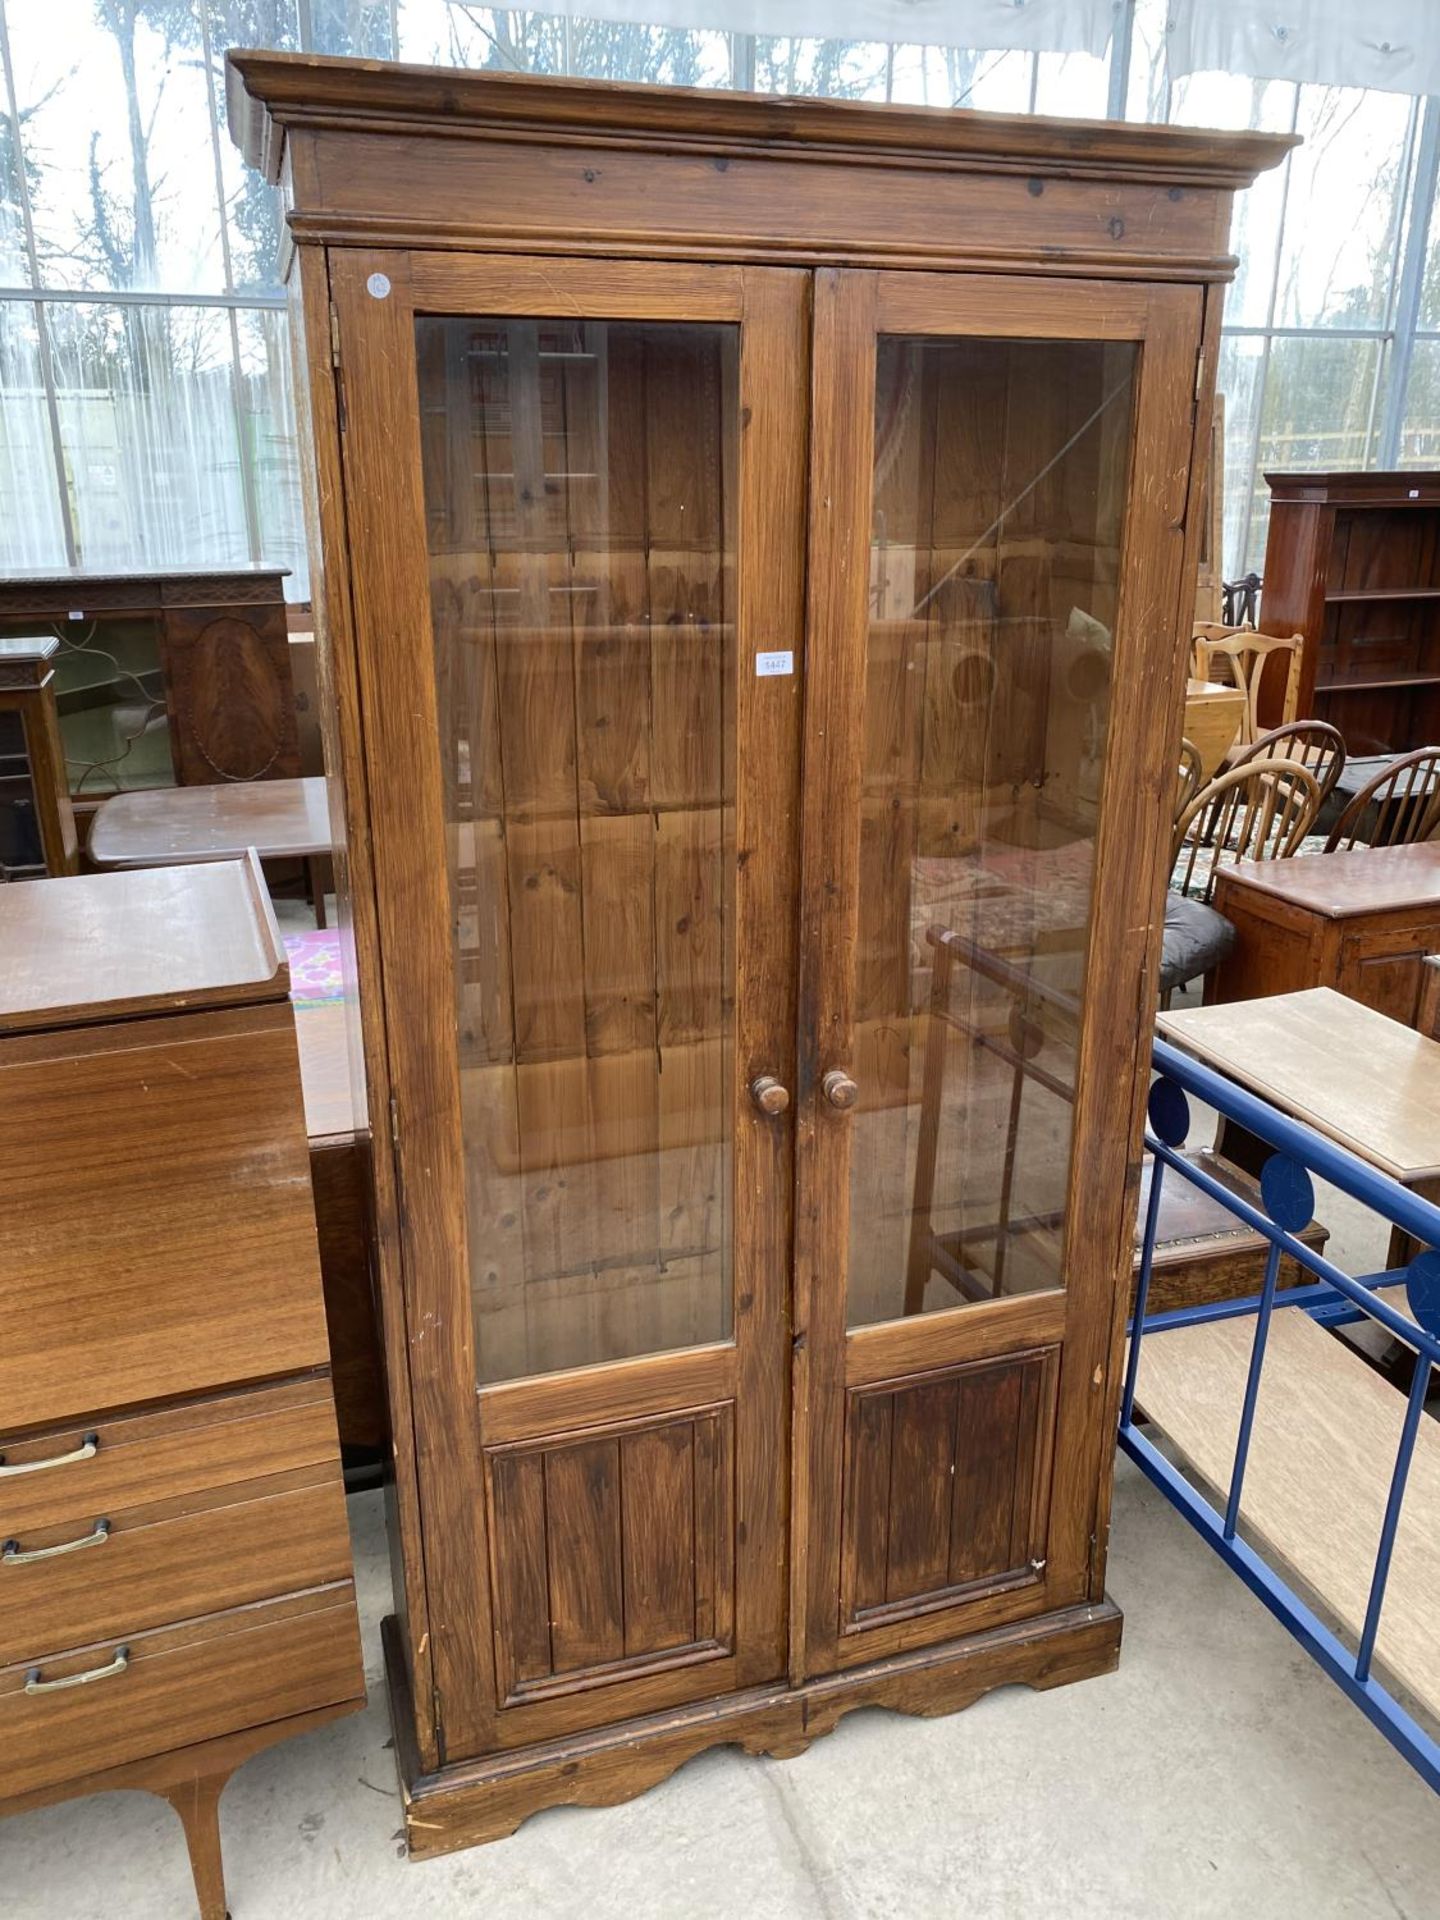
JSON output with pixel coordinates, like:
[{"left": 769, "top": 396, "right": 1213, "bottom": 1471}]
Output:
[
  {"left": 849, "top": 334, "right": 1137, "bottom": 1329},
  {"left": 52, "top": 623, "right": 171, "bottom": 796},
  {"left": 415, "top": 316, "right": 738, "bottom": 1386}
]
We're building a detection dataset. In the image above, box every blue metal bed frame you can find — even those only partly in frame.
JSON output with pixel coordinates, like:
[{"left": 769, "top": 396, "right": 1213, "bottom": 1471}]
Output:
[{"left": 1124, "top": 1037, "right": 1440, "bottom": 1792}]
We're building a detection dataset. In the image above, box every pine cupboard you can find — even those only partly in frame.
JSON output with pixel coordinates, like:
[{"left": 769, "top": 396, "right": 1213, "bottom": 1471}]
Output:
[{"left": 227, "top": 52, "right": 1291, "bottom": 1855}]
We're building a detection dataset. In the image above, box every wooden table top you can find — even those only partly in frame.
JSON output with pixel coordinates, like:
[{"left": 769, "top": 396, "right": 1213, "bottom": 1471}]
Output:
[
  {"left": 1212, "top": 841, "right": 1440, "bottom": 917},
  {"left": 0, "top": 854, "right": 287, "bottom": 1034},
  {"left": 90, "top": 775, "right": 331, "bottom": 867},
  {"left": 1158, "top": 985, "right": 1440, "bottom": 1184},
  {"left": 0, "top": 565, "right": 287, "bottom": 587}
]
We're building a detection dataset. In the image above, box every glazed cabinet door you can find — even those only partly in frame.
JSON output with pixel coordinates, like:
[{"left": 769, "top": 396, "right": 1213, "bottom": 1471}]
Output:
[
  {"left": 330, "top": 253, "right": 807, "bottom": 1757},
  {"left": 793, "top": 270, "right": 1205, "bottom": 1675}
]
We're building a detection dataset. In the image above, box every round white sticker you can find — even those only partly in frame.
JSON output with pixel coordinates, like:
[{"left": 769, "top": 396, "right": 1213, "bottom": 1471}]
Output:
[{"left": 366, "top": 273, "right": 391, "bottom": 300}]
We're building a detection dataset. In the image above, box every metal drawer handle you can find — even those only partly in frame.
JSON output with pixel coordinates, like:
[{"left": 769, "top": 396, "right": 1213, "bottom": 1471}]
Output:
[
  {"left": 3, "top": 1518, "right": 111, "bottom": 1566},
  {"left": 0, "top": 1433, "right": 99, "bottom": 1479},
  {"left": 25, "top": 1646, "right": 129, "bottom": 1695}
]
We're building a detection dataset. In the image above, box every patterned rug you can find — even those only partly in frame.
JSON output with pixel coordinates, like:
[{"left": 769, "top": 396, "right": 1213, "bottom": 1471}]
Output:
[{"left": 283, "top": 929, "right": 344, "bottom": 1009}]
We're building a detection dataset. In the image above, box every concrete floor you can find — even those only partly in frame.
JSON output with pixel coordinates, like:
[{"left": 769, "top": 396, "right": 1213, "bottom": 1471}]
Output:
[
  {"left": 9, "top": 971, "right": 1434, "bottom": 1915},
  {"left": 6, "top": 1459, "right": 1439, "bottom": 1920}
]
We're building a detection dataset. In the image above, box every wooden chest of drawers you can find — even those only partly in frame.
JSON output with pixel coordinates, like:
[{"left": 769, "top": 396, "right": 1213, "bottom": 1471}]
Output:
[{"left": 0, "top": 855, "right": 365, "bottom": 1918}]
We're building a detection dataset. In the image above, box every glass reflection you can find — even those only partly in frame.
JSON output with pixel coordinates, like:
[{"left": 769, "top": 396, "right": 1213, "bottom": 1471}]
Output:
[{"left": 849, "top": 334, "right": 1136, "bottom": 1329}]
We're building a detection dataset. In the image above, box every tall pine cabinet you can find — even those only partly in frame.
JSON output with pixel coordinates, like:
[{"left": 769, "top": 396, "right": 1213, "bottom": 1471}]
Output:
[{"left": 228, "top": 53, "right": 1290, "bottom": 1855}]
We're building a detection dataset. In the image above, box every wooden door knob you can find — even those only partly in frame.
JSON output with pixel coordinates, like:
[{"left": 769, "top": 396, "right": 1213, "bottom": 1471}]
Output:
[
  {"left": 750, "top": 1075, "right": 790, "bottom": 1116},
  {"left": 822, "top": 1069, "right": 859, "bottom": 1110}
]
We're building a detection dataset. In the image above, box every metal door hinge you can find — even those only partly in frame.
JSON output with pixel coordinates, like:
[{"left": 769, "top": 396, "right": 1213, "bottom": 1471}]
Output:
[
  {"left": 389, "top": 1093, "right": 400, "bottom": 1152},
  {"left": 1194, "top": 345, "right": 1205, "bottom": 405},
  {"left": 330, "top": 304, "right": 348, "bottom": 432}
]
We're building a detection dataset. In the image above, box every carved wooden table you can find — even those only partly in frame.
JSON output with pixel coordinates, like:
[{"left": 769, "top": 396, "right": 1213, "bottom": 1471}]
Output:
[{"left": 0, "top": 568, "right": 297, "bottom": 795}]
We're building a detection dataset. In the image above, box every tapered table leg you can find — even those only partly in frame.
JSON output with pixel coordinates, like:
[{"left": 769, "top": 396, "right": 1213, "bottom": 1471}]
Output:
[{"left": 162, "top": 1771, "right": 232, "bottom": 1920}]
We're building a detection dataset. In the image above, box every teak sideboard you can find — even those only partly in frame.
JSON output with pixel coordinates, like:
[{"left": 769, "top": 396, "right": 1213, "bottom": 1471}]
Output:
[
  {"left": 227, "top": 51, "right": 1291, "bottom": 1855},
  {"left": 0, "top": 856, "right": 365, "bottom": 1917}
]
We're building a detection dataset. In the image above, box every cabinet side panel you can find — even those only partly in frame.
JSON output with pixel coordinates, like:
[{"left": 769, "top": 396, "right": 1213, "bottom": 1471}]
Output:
[
  {"left": 292, "top": 241, "right": 438, "bottom": 1764},
  {"left": 1257, "top": 499, "right": 1328, "bottom": 727},
  {"left": 1083, "top": 280, "right": 1210, "bottom": 1600}
]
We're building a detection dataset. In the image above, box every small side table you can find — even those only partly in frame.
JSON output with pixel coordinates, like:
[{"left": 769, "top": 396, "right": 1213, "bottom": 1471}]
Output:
[
  {"left": 1209, "top": 842, "right": 1440, "bottom": 1026},
  {"left": 1159, "top": 985, "right": 1440, "bottom": 1267},
  {"left": 0, "top": 638, "right": 78, "bottom": 878}
]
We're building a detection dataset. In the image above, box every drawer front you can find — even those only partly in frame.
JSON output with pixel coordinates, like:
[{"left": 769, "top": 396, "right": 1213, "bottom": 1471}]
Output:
[
  {"left": 0, "top": 1472, "right": 353, "bottom": 1668},
  {"left": 0, "top": 1380, "right": 340, "bottom": 1537},
  {"left": 0, "top": 1587, "right": 364, "bottom": 1800},
  {"left": 0, "top": 1005, "right": 330, "bottom": 1429}
]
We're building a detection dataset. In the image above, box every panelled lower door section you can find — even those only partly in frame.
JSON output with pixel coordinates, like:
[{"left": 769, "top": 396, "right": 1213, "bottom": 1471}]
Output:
[
  {"left": 334, "top": 253, "right": 805, "bottom": 1753},
  {"left": 796, "top": 270, "right": 1201, "bottom": 1675}
]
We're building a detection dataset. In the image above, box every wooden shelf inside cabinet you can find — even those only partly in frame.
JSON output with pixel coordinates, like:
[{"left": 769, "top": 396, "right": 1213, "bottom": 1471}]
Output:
[
  {"left": 0, "top": 636, "right": 78, "bottom": 879},
  {"left": 1316, "top": 672, "right": 1440, "bottom": 694},
  {"left": 1323, "top": 586, "right": 1440, "bottom": 603}
]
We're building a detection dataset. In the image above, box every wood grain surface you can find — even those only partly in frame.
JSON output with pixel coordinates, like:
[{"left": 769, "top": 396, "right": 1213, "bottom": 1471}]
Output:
[
  {"left": 1136, "top": 1299, "right": 1440, "bottom": 1714},
  {"left": 0, "top": 1586, "right": 362, "bottom": 1800},
  {"left": 1160, "top": 986, "right": 1440, "bottom": 1182},
  {"left": 89, "top": 776, "right": 331, "bottom": 868},
  {"left": 0, "top": 1003, "right": 329, "bottom": 1428},
  {"left": 0, "top": 854, "right": 285, "bottom": 1033}
]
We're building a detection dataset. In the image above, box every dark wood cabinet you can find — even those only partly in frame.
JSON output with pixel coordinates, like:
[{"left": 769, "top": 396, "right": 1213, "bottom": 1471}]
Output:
[
  {"left": 1259, "top": 470, "right": 1440, "bottom": 752},
  {"left": 228, "top": 50, "right": 1289, "bottom": 1856},
  {"left": 0, "top": 568, "right": 300, "bottom": 799}
]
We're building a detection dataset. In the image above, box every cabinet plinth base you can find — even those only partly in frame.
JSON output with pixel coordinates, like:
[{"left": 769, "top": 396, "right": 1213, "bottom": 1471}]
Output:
[{"left": 383, "top": 1600, "right": 1123, "bottom": 1860}]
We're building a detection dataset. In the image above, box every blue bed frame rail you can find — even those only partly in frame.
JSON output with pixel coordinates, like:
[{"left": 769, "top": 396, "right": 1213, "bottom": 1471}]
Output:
[{"left": 1123, "top": 1037, "right": 1440, "bottom": 1792}]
